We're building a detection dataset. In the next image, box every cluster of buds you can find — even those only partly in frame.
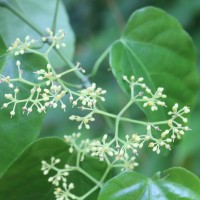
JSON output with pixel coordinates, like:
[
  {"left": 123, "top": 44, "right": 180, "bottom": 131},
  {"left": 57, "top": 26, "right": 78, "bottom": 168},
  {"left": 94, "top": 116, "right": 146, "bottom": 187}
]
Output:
[
  {"left": 122, "top": 75, "right": 166, "bottom": 111},
  {"left": 143, "top": 87, "right": 166, "bottom": 111},
  {"left": 42, "top": 28, "right": 66, "bottom": 49},
  {"left": 42, "top": 84, "right": 67, "bottom": 111},
  {"left": 167, "top": 103, "right": 190, "bottom": 140},
  {"left": 0, "top": 75, "right": 14, "bottom": 88},
  {"left": 72, "top": 83, "right": 106, "bottom": 108},
  {"left": 7, "top": 36, "right": 36, "bottom": 55},
  {"left": 54, "top": 183, "right": 76, "bottom": 200},
  {"left": 144, "top": 124, "right": 169, "bottom": 154},
  {"left": 41, "top": 158, "right": 77, "bottom": 200},
  {"left": 35, "top": 63, "right": 59, "bottom": 86},
  {"left": 2, "top": 82, "right": 67, "bottom": 117},
  {"left": 133, "top": 103, "right": 190, "bottom": 154},
  {"left": 64, "top": 133, "right": 81, "bottom": 153},
  {"left": 122, "top": 75, "right": 146, "bottom": 89},
  {"left": 89, "top": 135, "right": 115, "bottom": 161},
  {"left": 119, "top": 156, "right": 138, "bottom": 171},
  {"left": 69, "top": 113, "right": 95, "bottom": 130},
  {"left": 63, "top": 132, "right": 139, "bottom": 170},
  {"left": 41, "top": 157, "right": 61, "bottom": 176}
]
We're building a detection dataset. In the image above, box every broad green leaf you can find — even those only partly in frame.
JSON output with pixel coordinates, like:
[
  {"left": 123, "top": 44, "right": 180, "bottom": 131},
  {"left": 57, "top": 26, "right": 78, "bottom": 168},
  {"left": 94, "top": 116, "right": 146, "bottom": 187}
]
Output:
[
  {"left": 98, "top": 167, "right": 200, "bottom": 200},
  {"left": 109, "top": 7, "right": 199, "bottom": 121},
  {"left": 0, "top": 137, "right": 108, "bottom": 200},
  {"left": 0, "top": 0, "right": 75, "bottom": 67},
  {"left": 0, "top": 53, "right": 47, "bottom": 175},
  {"left": 0, "top": 36, "right": 7, "bottom": 67}
]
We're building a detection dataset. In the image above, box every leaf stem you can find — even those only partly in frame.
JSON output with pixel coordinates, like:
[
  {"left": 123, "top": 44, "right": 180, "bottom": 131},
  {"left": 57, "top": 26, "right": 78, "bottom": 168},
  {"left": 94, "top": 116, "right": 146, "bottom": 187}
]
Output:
[
  {"left": 114, "top": 98, "right": 135, "bottom": 141},
  {"left": 77, "top": 167, "right": 101, "bottom": 187},
  {"left": 90, "top": 45, "right": 111, "bottom": 77},
  {"left": 93, "top": 108, "right": 147, "bottom": 126},
  {"left": 51, "top": 0, "right": 60, "bottom": 33},
  {"left": 79, "top": 185, "right": 99, "bottom": 200}
]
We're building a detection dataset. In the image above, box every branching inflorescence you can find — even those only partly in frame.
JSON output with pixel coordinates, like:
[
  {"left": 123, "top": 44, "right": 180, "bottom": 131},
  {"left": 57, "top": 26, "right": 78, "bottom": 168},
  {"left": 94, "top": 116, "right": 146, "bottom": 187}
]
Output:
[{"left": 0, "top": 29, "right": 190, "bottom": 200}]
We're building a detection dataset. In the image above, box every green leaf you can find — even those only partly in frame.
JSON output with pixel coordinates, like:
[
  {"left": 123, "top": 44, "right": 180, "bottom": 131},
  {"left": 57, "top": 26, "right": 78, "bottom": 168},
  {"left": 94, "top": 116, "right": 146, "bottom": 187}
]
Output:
[
  {"left": 0, "top": 137, "right": 108, "bottom": 200},
  {"left": 98, "top": 167, "right": 200, "bottom": 200},
  {"left": 109, "top": 7, "right": 199, "bottom": 121},
  {"left": 0, "top": 53, "right": 47, "bottom": 175},
  {"left": 0, "top": 0, "right": 75, "bottom": 67},
  {"left": 0, "top": 36, "right": 7, "bottom": 67}
]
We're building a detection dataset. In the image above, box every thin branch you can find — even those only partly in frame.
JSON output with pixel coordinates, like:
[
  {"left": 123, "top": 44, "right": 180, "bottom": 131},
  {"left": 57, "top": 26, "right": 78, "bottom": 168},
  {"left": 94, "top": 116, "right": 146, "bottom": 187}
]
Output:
[
  {"left": 51, "top": 0, "right": 60, "bottom": 33},
  {"left": 105, "top": 0, "right": 125, "bottom": 31}
]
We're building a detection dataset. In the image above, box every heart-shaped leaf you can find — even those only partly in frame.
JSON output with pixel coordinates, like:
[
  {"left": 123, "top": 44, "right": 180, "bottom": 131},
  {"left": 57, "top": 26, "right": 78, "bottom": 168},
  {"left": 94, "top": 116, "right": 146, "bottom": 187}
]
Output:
[
  {"left": 109, "top": 7, "right": 199, "bottom": 121},
  {"left": 0, "top": 53, "right": 47, "bottom": 175},
  {"left": 0, "top": 137, "right": 108, "bottom": 200},
  {"left": 98, "top": 167, "right": 200, "bottom": 200}
]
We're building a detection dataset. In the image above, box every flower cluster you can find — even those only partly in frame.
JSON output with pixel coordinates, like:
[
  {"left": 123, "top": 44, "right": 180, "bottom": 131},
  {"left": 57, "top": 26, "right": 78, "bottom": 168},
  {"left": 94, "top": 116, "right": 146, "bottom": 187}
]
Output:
[
  {"left": 35, "top": 63, "right": 58, "bottom": 86},
  {"left": 1, "top": 58, "right": 86, "bottom": 117},
  {"left": 64, "top": 133, "right": 139, "bottom": 171},
  {"left": 7, "top": 36, "right": 36, "bottom": 55},
  {"left": 54, "top": 183, "right": 76, "bottom": 200},
  {"left": 143, "top": 87, "right": 166, "bottom": 111},
  {"left": 122, "top": 75, "right": 166, "bottom": 111},
  {"left": 42, "top": 28, "right": 66, "bottom": 49},
  {"left": 72, "top": 83, "right": 106, "bottom": 108},
  {"left": 167, "top": 103, "right": 190, "bottom": 140},
  {"left": 126, "top": 103, "right": 190, "bottom": 154},
  {"left": 2, "top": 82, "right": 67, "bottom": 117},
  {"left": 41, "top": 157, "right": 77, "bottom": 200},
  {"left": 122, "top": 75, "right": 146, "bottom": 89},
  {"left": 69, "top": 113, "right": 95, "bottom": 130}
]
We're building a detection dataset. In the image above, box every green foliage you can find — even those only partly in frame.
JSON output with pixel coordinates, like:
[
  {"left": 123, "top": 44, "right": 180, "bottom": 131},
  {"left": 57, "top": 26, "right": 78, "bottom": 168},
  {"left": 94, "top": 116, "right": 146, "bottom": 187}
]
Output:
[
  {"left": 98, "top": 167, "right": 200, "bottom": 200},
  {"left": 0, "top": 138, "right": 108, "bottom": 200},
  {"left": 0, "top": 53, "right": 47, "bottom": 175},
  {"left": 110, "top": 7, "right": 198, "bottom": 121},
  {"left": 0, "top": 1, "right": 199, "bottom": 200},
  {"left": 0, "top": 0, "right": 75, "bottom": 67}
]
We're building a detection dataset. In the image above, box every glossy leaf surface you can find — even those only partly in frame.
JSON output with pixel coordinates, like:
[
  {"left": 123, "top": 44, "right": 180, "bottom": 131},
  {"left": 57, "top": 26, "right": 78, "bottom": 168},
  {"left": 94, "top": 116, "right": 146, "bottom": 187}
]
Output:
[
  {"left": 110, "top": 7, "right": 199, "bottom": 120},
  {"left": 98, "top": 167, "right": 200, "bottom": 200},
  {"left": 0, "top": 138, "right": 108, "bottom": 200}
]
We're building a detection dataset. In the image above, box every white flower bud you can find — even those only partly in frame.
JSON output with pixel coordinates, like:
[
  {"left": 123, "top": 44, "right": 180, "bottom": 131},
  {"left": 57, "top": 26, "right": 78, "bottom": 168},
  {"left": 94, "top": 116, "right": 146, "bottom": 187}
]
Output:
[
  {"left": 14, "top": 88, "right": 19, "bottom": 93},
  {"left": 16, "top": 60, "right": 21, "bottom": 66},
  {"left": 9, "top": 83, "right": 14, "bottom": 88},
  {"left": 61, "top": 104, "right": 66, "bottom": 110},
  {"left": 3, "top": 103, "right": 8, "bottom": 108},
  {"left": 10, "top": 110, "right": 15, "bottom": 116},
  {"left": 138, "top": 77, "right": 144, "bottom": 82}
]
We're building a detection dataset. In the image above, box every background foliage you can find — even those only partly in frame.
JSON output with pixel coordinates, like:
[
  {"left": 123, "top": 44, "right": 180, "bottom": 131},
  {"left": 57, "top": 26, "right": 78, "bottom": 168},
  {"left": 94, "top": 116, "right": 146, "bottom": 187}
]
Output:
[{"left": 0, "top": 0, "right": 200, "bottom": 199}]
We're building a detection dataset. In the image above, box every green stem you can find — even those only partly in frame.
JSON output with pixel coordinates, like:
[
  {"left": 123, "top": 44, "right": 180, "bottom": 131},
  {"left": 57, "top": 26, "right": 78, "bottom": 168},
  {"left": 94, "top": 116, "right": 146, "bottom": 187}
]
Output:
[
  {"left": 79, "top": 185, "right": 99, "bottom": 200},
  {"left": 51, "top": 0, "right": 60, "bottom": 33},
  {"left": 97, "top": 102, "right": 114, "bottom": 130},
  {"left": 151, "top": 120, "right": 168, "bottom": 125},
  {"left": 11, "top": 78, "right": 35, "bottom": 86},
  {"left": 78, "top": 167, "right": 101, "bottom": 187},
  {"left": 100, "top": 165, "right": 111, "bottom": 184},
  {"left": 94, "top": 108, "right": 147, "bottom": 126},
  {"left": 115, "top": 99, "right": 135, "bottom": 140},
  {"left": 45, "top": 41, "right": 56, "bottom": 55},
  {"left": 90, "top": 45, "right": 111, "bottom": 77},
  {"left": 54, "top": 49, "right": 91, "bottom": 87},
  {"left": 58, "top": 64, "right": 79, "bottom": 77},
  {"left": 105, "top": 0, "right": 125, "bottom": 31}
]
